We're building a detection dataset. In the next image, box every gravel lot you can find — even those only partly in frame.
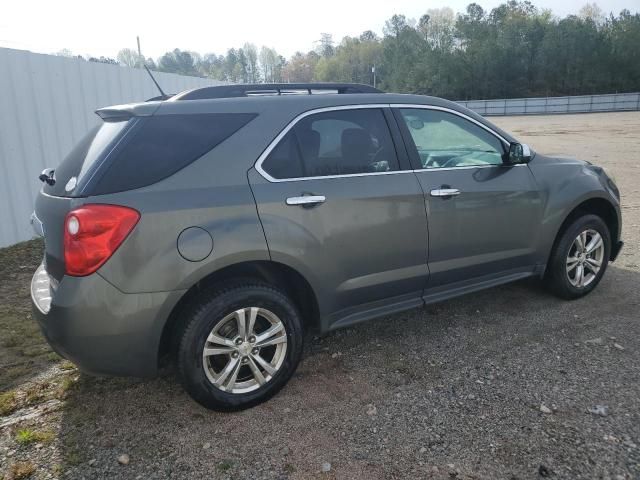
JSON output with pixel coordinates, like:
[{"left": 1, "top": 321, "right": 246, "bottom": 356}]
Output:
[{"left": 1, "top": 111, "right": 639, "bottom": 480}]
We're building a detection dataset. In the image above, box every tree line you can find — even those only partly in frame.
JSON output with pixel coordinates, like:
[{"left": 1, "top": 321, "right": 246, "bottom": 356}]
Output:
[{"left": 60, "top": 1, "right": 640, "bottom": 100}]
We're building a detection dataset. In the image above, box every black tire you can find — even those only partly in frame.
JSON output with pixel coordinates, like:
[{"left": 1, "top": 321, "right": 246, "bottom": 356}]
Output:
[
  {"left": 177, "top": 281, "right": 303, "bottom": 411},
  {"left": 545, "top": 214, "right": 611, "bottom": 300}
]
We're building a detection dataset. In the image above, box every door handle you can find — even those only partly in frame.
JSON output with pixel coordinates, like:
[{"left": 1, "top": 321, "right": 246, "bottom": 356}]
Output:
[
  {"left": 430, "top": 188, "right": 461, "bottom": 197},
  {"left": 286, "top": 195, "right": 326, "bottom": 206}
]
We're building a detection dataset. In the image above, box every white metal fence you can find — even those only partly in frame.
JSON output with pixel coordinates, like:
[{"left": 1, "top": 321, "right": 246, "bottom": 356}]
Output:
[
  {"left": 0, "top": 48, "right": 225, "bottom": 248},
  {"left": 458, "top": 92, "right": 640, "bottom": 116}
]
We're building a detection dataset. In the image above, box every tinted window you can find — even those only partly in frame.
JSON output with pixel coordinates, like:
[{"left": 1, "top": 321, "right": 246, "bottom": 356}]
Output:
[
  {"left": 399, "top": 109, "right": 505, "bottom": 169},
  {"left": 261, "top": 109, "right": 398, "bottom": 179},
  {"left": 44, "top": 120, "right": 127, "bottom": 197},
  {"left": 91, "top": 113, "right": 257, "bottom": 195},
  {"left": 259, "top": 131, "right": 305, "bottom": 179}
]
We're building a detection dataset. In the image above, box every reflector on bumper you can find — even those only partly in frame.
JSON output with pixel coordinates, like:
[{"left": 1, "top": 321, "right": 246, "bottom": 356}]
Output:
[{"left": 31, "top": 264, "right": 55, "bottom": 314}]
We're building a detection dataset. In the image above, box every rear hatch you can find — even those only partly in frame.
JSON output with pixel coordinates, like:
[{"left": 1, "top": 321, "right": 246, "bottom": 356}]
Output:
[
  {"left": 34, "top": 103, "right": 258, "bottom": 282},
  {"left": 35, "top": 117, "right": 131, "bottom": 281}
]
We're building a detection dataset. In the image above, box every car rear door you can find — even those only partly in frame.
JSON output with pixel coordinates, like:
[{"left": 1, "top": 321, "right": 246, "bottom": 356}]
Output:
[
  {"left": 393, "top": 105, "right": 544, "bottom": 291},
  {"left": 248, "top": 106, "right": 429, "bottom": 329},
  {"left": 34, "top": 119, "right": 131, "bottom": 281}
]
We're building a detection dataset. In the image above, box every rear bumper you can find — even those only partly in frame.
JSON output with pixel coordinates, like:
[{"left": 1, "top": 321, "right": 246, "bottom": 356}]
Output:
[
  {"left": 31, "top": 263, "right": 184, "bottom": 377},
  {"left": 610, "top": 241, "right": 623, "bottom": 262}
]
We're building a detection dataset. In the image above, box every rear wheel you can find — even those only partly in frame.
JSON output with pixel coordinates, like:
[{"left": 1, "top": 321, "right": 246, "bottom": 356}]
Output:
[
  {"left": 177, "top": 281, "right": 303, "bottom": 411},
  {"left": 545, "top": 214, "right": 611, "bottom": 299}
]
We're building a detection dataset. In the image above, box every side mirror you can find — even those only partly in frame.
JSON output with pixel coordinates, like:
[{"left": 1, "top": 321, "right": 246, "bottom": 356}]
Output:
[{"left": 507, "top": 143, "right": 532, "bottom": 164}]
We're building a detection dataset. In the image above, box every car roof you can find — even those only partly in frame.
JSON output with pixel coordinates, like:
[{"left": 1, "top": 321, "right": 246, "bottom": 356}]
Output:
[
  {"left": 103, "top": 93, "right": 464, "bottom": 116},
  {"left": 96, "top": 89, "right": 516, "bottom": 144}
]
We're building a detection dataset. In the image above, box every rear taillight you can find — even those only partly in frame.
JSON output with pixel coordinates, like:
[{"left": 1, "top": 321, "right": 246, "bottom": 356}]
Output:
[{"left": 63, "top": 204, "right": 140, "bottom": 276}]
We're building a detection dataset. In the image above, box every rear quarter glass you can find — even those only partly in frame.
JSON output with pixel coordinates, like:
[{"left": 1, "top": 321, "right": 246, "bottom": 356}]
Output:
[
  {"left": 88, "top": 113, "right": 258, "bottom": 195},
  {"left": 42, "top": 120, "right": 128, "bottom": 197}
]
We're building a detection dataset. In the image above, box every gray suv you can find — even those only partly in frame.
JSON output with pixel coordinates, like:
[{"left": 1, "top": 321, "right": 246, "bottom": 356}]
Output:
[{"left": 31, "top": 83, "right": 623, "bottom": 411}]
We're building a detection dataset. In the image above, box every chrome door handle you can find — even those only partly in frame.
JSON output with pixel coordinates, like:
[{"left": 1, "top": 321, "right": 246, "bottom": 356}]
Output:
[
  {"left": 286, "top": 195, "right": 326, "bottom": 206},
  {"left": 430, "top": 188, "right": 461, "bottom": 197}
]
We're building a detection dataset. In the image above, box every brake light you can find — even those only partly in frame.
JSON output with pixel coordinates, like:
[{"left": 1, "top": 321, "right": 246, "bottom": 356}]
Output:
[{"left": 64, "top": 204, "right": 140, "bottom": 276}]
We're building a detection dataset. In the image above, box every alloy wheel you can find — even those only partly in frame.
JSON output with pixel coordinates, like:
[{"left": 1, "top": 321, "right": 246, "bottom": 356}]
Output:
[
  {"left": 202, "top": 307, "right": 288, "bottom": 394},
  {"left": 566, "top": 229, "right": 605, "bottom": 288}
]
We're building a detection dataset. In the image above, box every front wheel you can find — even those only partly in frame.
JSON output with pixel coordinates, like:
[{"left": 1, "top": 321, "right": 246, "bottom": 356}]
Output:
[
  {"left": 545, "top": 214, "right": 611, "bottom": 300},
  {"left": 177, "top": 282, "right": 303, "bottom": 411}
]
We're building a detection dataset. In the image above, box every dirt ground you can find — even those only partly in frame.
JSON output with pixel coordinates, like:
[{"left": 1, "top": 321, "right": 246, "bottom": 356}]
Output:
[{"left": 1, "top": 111, "right": 639, "bottom": 480}]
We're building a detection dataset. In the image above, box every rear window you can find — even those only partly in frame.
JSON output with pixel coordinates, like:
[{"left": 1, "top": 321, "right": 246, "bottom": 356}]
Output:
[
  {"left": 43, "top": 120, "right": 127, "bottom": 197},
  {"left": 90, "top": 113, "right": 257, "bottom": 195}
]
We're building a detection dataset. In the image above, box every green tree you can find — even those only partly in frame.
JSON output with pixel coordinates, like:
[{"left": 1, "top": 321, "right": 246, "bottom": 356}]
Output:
[
  {"left": 314, "top": 35, "right": 382, "bottom": 84},
  {"left": 157, "top": 49, "right": 199, "bottom": 76},
  {"left": 244, "top": 43, "right": 260, "bottom": 83},
  {"left": 136, "top": 2, "right": 640, "bottom": 97},
  {"left": 259, "top": 47, "right": 283, "bottom": 82},
  {"left": 117, "top": 48, "right": 144, "bottom": 68},
  {"left": 380, "top": 15, "right": 425, "bottom": 92},
  {"left": 282, "top": 51, "right": 320, "bottom": 82}
]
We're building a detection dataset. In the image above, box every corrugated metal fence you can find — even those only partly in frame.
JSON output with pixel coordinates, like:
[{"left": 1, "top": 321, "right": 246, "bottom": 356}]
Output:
[
  {"left": 458, "top": 92, "right": 640, "bottom": 116},
  {"left": 0, "top": 48, "right": 224, "bottom": 248}
]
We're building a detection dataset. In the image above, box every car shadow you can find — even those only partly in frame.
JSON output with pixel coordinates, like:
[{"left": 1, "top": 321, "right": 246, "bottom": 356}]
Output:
[{"left": 57, "top": 264, "right": 640, "bottom": 478}]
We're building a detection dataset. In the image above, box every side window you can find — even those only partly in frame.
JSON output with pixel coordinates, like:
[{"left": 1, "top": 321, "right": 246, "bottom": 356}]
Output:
[
  {"left": 259, "top": 131, "right": 305, "bottom": 180},
  {"left": 399, "top": 109, "right": 505, "bottom": 169},
  {"left": 261, "top": 108, "right": 399, "bottom": 179}
]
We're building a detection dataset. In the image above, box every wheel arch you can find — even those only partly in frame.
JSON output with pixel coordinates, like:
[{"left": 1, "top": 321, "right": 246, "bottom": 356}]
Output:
[
  {"left": 157, "top": 260, "right": 320, "bottom": 366},
  {"left": 548, "top": 196, "right": 619, "bottom": 266}
]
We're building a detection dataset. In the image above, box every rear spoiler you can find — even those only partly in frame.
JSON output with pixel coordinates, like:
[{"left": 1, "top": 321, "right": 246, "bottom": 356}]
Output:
[
  {"left": 95, "top": 102, "right": 161, "bottom": 120},
  {"left": 146, "top": 93, "right": 175, "bottom": 102}
]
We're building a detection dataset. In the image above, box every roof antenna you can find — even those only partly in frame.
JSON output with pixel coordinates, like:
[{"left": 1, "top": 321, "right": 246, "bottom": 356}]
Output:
[
  {"left": 136, "top": 37, "right": 168, "bottom": 100},
  {"left": 144, "top": 64, "right": 168, "bottom": 99}
]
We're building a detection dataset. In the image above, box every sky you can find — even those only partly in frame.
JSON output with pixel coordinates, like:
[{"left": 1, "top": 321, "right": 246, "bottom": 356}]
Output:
[{"left": 1, "top": 0, "right": 638, "bottom": 61}]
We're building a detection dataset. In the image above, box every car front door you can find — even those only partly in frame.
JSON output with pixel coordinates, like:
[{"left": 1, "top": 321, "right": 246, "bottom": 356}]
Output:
[
  {"left": 249, "top": 106, "right": 429, "bottom": 329},
  {"left": 393, "top": 106, "right": 544, "bottom": 292}
]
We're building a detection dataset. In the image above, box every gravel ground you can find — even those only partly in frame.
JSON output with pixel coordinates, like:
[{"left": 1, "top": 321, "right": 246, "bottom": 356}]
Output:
[{"left": 1, "top": 111, "right": 639, "bottom": 480}]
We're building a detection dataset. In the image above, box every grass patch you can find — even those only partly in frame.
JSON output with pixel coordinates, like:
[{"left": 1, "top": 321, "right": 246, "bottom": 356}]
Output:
[
  {"left": 1, "top": 335, "right": 20, "bottom": 348},
  {"left": 55, "top": 375, "right": 78, "bottom": 400},
  {"left": 0, "top": 390, "right": 18, "bottom": 416},
  {"left": 1, "top": 364, "right": 34, "bottom": 386},
  {"left": 7, "top": 461, "right": 36, "bottom": 479},
  {"left": 24, "top": 383, "right": 50, "bottom": 406},
  {"left": 15, "top": 428, "right": 55, "bottom": 445},
  {"left": 64, "top": 449, "right": 83, "bottom": 467},
  {"left": 51, "top": 464, "right": 63, "bottom": 477},
  {"left": 59, "top": 360, "right": 76, "bottom": 371},
  {"left": 0, "top": 238, "right": 43, "bottom": 279},
  {"left": 0, "top": 314, "right": 44, "bottom": 351},
  {"left": 45, "top": 351, "right": 62, "bottom": 362},
  {"left": 217, "top": 460, "right": 234, "bottom": 472},
  {"left": 62, "top": 430, "right": 85, "bottom": 467},
  {"left": 21, "top": 344, "right": 51, "bottom": 358},
  {"left": 0, "top": 239, "right": 58, "bottom": 390}
]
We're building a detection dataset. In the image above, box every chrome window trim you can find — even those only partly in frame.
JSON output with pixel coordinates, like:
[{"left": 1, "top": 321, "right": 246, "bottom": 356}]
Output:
[
  {"left": 254, "top": 103, "right": 516, "bottom": 183},
  {"left": 413, "top": 163, "right": 527, "bottom": 173}
]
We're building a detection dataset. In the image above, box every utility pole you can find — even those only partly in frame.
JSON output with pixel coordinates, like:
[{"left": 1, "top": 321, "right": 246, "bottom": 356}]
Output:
[
  {"left": 136, "top": 36, "right": 142, "bottom": 67},
  {"left": 372, "top": 64, "right": 376, "bottom": 88}
]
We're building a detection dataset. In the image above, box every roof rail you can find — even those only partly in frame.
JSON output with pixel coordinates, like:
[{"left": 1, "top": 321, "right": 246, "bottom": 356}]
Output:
[{"left": 171, "top": 83, "right": 383, "bottom": 101}]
